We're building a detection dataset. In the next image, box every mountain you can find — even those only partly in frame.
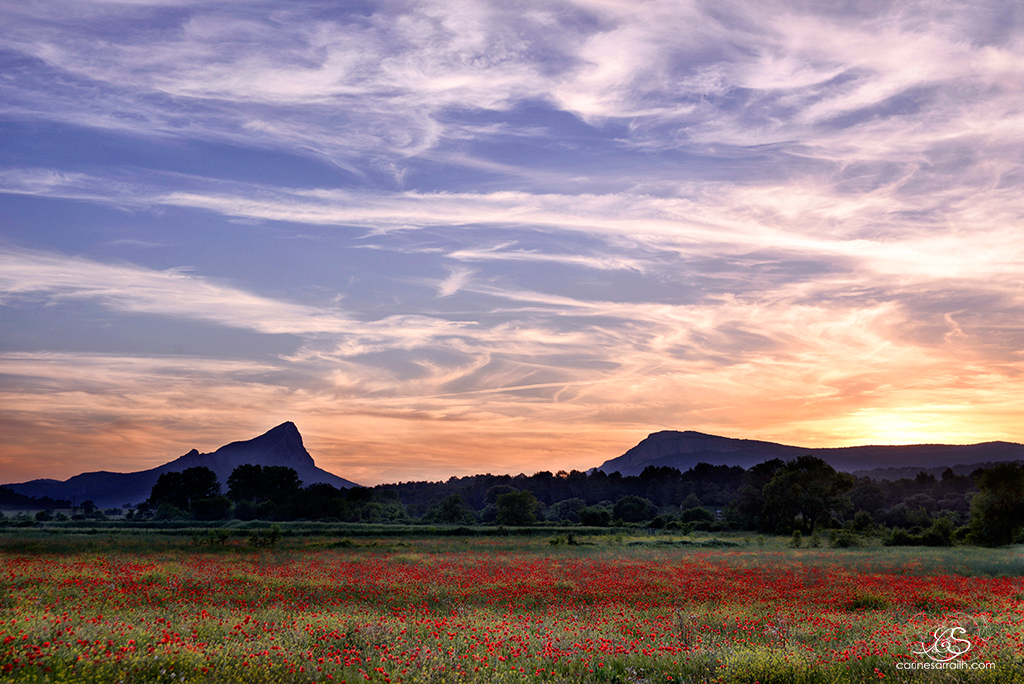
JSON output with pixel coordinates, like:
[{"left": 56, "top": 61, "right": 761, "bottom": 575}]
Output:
[
  {"left": 3, "top": 422, "right": 358, "bottom": 508},
  {"left": 596, "top": 430, "right": 1024, "bottom": 477},
  {"left": 0, "top": 486, "right": 70, "bottom": 511}
]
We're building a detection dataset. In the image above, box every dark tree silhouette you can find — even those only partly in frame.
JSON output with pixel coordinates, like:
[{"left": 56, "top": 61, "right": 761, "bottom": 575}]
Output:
[
  {"left": 761, "top": 456, "right": 853, "bottom": 534},
  {"left": 612, "top": 495, "right": 656, "bottom": 523},
  {"left": 424, "top": 494, "right": 476, "bottom": 524},
  {"left": 227, "top": 464, "right": 263, "bottom": 502},
  {"left": 148, "top": 466, "right": 221, "bottom": 514},
  {"left": 496, "top": 490, "right": 539, "bottom": 525},
  {"left": 970, "top": 463, "right": 1024, "bottom": 546}
]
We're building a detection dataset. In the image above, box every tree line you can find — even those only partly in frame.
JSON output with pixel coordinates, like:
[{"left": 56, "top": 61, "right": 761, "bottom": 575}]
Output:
[{"left": 129, "top": 456, "right": 1024, "bottom": 547}]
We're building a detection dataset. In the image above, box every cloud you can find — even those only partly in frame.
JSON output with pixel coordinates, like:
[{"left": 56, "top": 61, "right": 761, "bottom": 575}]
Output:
[
  {"left": 2, "top": 0, "right": 1024, "bottom": 483},
  {"left": 0, "top": 247, "right": 349, "bottom": 335},
  {"left": 2, "top": 0, "right": 1020, "bottom": 165},
  {"left": 447, "top": 243, "right": 647, "bottom": 272},
  {"left": 436, "top": 267, "right": 475, "bottom": 297}
]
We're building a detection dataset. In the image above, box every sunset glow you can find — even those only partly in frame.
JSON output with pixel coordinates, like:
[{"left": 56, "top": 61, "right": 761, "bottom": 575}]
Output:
[{"left": 2, "top": 0, "right": 1023, "bottom": 485}]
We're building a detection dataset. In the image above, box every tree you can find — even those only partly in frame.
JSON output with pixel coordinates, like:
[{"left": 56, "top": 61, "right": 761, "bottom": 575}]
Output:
[
  {"left": 546, "top": 497, "right": 586, "bottom": 523},
  {"left": 485, "top": 485, "right": 520, "bottom": 505},
  {"left": 182, "top": 467, "right": 221, "bottom": 500},
  {"left": 260, "top": 466, "right": 303, "bottom": 506},
  {"left": 148, "top": 467, "right": 221, "bottom": 516},
  {"left": 726, "top": 459, "right": 784, "bottom": 531},
  {"left": 612, "top": 495, "right": 655, "bottom": 523},
  {"left": 227, "top": 464, "right": 301, "bottom": 505},
  {"left": 295, "top": 483, "right": 352, "bottom": 520},
  {"left": 149, "top": 472, "right": 189, "bottom": 510},
  {"left": 496, "top": 490, "right": 539, "bottom": 526},
  {"left": 849, "top": 482, "right": 887, "bottom": 516},
  {"left": 227, "top": 464, "right": 263, "bottom": 502},
  {"left": 970, "top": 463, "right": 1024, "bottom": 546},
  {"left": 761, "top": 456, "right": 853, "bottom": 534},
  {"left": 192, "top": 496, "right": 232, "bottom": 521},
  {"left": 424, "top": 494, "right": 476, "bottom": 524}
]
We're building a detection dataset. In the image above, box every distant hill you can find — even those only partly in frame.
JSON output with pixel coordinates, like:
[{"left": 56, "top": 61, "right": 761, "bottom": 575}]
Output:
[
  {"left": 2, "top": 422, "right": 358, "bottom": 508},
  {"left": 0, "top": 486, "right": 70, "bottom": 511},
  {"left": 596, "top": 430, "right": 1024, "bottom": 477}
]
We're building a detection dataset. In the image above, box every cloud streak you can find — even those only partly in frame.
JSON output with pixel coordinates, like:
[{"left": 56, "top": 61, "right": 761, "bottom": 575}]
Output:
[{"left": 2, "top": 0, "right": 1023, "bottom": 483}]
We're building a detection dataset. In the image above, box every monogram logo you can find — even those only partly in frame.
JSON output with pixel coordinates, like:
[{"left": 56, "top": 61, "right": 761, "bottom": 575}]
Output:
[{"left": 908, "top": 613, "right": 983, "bottom": 663}]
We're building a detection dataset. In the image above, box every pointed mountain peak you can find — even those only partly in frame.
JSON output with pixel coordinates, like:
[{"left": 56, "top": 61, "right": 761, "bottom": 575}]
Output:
[
  {"left": 242, "top": 421, "right": 304, "bottom": 448},
  {"left": 215, "top": 421, "right": 308, "bottom": 459},
  {"left": 1, "top": 421, "right": 357, "bottom": 508},
  {"left": 266, "top": 421, "right": 301, "bottom": 440}
]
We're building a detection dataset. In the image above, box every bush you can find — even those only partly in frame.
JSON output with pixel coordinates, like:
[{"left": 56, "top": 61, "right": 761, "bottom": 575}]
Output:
[
  {"left": 550, "top": 532, "right": 580, "bottom": 546},
  {"left": 680, "top": 507, "right": 715, "bottom": 523},
  {"left": 249, "top": 524, "right": 282, "bottom": 548},
  {"left": 851, "top": 510, "right": 875, "bottom": 533},
  {"left": 194, "top": 529, "right": 232, "bottom": 546},
  {"left": 885, "top": 517, "right": 957, "bottom": 547},
  {"left": 153, "top": 502, "right": 187, "bottom": 520},
  {"left": 828, "top": 530, "right": 859, "bottom": 548},
  {"left": 478, "top": 503, "right": 498, "bottom": 523},
  {"left": 579, "top": 506, "right": 611, "bottom": 527}
]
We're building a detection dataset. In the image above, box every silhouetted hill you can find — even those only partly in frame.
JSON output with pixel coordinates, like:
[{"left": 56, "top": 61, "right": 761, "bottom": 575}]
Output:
[
  {"left": 596, "top": 430, "right": 1024, "bottom": 476},
  {"left": 851, "top": 459, "right": 1024, "bottom": 482},
  {"left": 3, "top": 422, "right": 358, "bottom": 508},
  {"left": 0, "top": 486, "right": 71, "bottom": 511}
]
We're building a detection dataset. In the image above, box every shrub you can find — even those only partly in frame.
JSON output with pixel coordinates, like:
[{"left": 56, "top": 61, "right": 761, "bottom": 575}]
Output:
[
  {"left": 249, "top": 524, "right": 282, "bottom": 548},
  {"left": 828, "top": 530, "right": 859, "bottom": 548},
  {"left": 852, "top": 510, "right": 875, "bottom": 533},
  {"left": 579, "top": 506, "right": 611, "bottom": 527},
  {"left": 680, "top": 507, "right": 715, "bottom": 523}
]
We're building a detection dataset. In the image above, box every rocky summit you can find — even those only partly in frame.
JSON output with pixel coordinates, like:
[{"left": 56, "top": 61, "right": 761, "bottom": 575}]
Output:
[{"left": 2, "top": 422, "right": 358, "bottom": 508}]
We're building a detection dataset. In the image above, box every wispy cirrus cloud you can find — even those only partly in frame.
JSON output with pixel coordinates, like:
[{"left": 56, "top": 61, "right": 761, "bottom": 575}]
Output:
[
  {"left": 3, "top": 0, "right": 1019, "bottom": 180},
  {"left": 2, "top": 0, "right": 1024, "bottom": 483}
]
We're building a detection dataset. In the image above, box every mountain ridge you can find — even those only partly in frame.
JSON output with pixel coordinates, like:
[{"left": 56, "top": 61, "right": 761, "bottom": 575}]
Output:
[
  {"left": 3, "top": 422, "right": 358, "bottom": 508},
  {"left": 595, "top": 430, "right": 1024, "bottom": 477}
]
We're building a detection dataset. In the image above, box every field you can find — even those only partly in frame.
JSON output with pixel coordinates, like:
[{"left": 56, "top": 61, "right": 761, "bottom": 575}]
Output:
[{"left": 2, "top": 529, "right": 1024, "bottom": 683}]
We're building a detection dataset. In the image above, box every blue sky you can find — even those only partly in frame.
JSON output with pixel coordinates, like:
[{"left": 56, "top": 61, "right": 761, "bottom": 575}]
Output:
[{"left": 2, "top": 0, "right": 1023, "bottom": 485}]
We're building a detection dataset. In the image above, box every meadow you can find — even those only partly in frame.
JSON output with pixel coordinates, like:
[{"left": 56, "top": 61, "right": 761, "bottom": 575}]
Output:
[{"left": 2, "top": 529, "right": 1024, "bottom": 683}]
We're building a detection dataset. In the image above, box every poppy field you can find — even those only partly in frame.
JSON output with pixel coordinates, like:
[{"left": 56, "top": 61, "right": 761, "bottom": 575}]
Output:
[{"left": 2, "top": 534, "right": 1024, "bottom": 683}]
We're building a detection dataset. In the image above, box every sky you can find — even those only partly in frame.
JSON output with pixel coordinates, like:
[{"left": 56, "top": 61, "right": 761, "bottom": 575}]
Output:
[{"left": 1, "top": 0, "right": 1023, "bottom": 486}]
